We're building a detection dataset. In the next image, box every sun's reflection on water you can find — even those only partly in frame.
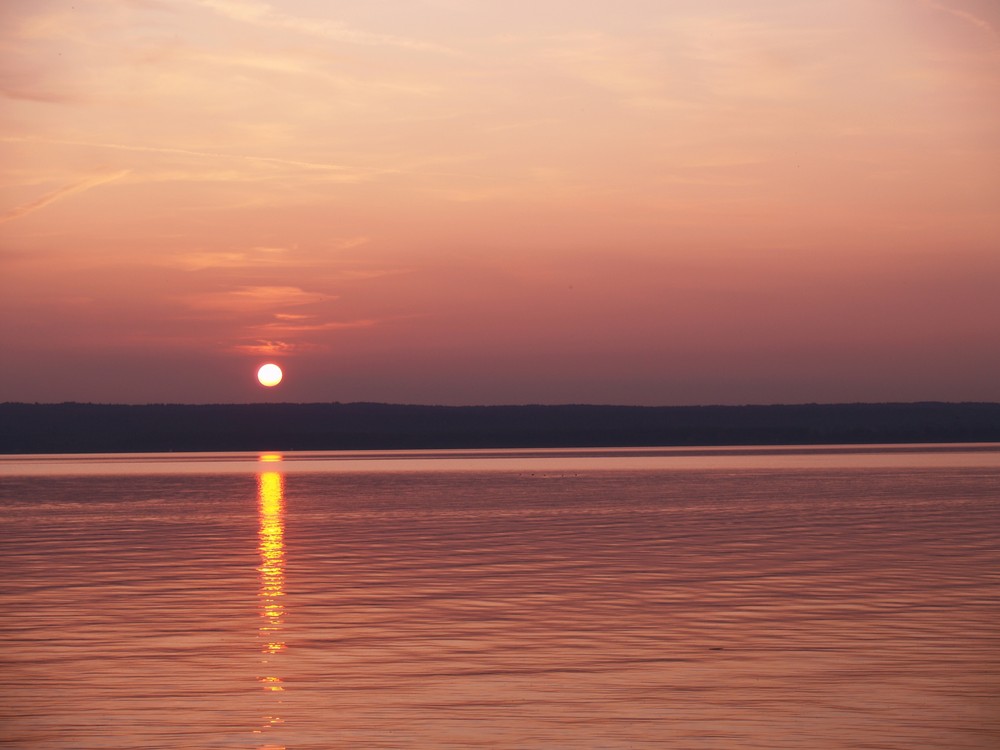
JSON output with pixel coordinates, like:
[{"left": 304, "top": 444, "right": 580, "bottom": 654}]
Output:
[{"left": 256, "top": 454, "right": 286, "bottom": 745}]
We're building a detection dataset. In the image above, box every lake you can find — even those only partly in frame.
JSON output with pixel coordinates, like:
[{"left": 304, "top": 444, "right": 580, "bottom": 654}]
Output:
[{"left": 1, "top": 445, "right": 999, "bottom": 749}]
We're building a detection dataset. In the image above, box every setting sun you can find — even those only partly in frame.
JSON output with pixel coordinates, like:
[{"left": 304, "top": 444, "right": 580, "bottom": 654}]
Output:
[{"left": 257, "top": 364, "right": 283, "bottom": 388}]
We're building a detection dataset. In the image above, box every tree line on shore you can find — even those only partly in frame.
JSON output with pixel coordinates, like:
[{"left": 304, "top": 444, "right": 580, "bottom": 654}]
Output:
[{"left": 2, "top": 401, "right": 999, "bottom": 453}]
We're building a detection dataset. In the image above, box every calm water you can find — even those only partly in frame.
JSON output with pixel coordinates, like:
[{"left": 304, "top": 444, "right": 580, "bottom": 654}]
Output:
[{"left": 1, "top": 445, "right": 999, "bottom": 749}]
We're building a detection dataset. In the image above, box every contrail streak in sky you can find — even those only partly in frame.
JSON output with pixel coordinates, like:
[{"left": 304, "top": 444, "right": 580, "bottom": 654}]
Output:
[{"left": 0, "top": 170, "right": 130, "bottom": 225}]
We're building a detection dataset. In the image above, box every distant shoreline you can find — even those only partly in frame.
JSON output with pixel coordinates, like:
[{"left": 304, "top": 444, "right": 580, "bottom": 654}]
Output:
[{"left": 2, "top": 401, "right": 999, "bottom": 454}]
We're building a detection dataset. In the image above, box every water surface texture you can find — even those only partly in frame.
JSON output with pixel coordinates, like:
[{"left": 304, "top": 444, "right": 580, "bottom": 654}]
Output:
[{"left": 2, "top": 446, "right": 999, "bottom": 749}]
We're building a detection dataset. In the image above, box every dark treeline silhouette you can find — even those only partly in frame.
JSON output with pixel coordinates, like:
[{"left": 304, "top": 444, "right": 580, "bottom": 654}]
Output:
[{"left": 1, "top": 401, "right": 999, "bottom": 454}]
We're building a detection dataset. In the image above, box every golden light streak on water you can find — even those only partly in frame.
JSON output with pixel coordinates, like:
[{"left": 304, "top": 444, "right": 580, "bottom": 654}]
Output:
[{"left": 256, "top": 457, "right": 286, "bottom": 745}]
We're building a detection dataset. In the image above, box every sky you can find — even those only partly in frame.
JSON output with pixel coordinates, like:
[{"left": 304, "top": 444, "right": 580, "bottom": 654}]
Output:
[{"left": 1, "top": 0, "right": 999, "bottom": 405}]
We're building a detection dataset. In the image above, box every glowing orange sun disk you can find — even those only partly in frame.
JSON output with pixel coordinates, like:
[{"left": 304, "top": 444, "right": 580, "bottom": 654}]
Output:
[{"left": 257, "top": 363, "right": 283, "bottom": 387}]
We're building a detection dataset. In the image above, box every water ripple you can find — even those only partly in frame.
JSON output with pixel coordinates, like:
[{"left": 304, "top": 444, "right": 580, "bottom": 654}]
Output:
[{"left": 1, "top": 456, "right": 998, "bottom": 748}]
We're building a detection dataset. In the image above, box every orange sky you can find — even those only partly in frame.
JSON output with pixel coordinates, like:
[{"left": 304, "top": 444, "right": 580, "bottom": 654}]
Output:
[{"left": 2, "top": 0, "right": 999, "bottom": 404}]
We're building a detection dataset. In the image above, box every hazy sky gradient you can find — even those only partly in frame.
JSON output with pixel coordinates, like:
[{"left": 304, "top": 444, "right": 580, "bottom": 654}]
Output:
[{"left": 2, "top": 0, "right": 998, "bottom": 404}]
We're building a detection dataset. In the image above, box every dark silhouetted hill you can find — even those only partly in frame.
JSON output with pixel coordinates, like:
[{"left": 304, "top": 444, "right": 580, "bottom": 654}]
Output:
[{"left": 1, "top": 401, "right": 999, "bottom": 453}]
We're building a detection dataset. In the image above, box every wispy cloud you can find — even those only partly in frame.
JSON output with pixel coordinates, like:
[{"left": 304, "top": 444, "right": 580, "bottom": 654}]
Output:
[
  {"left": 273, "top": 312, "right": 310, "bottom": 321},
  {"left": 0, "top": 170, "right": 129, "bottom": 225},
  {"left": 229, "top": 314, "right": 381, "bottom": 354},
  {"left": 185, "top": 285, "right": 335, "bottom": 312},
  {"left": 330, "top": 236, "right": 372, "bottom": 251},
  {"left": 190, "top": 0, "right": 455, "bottom": 54},
  {"left": 0, "top": 85, "right": 79, "bottom": 104},
  {"left": 163, "top": 246, "right": 292, "bottom": 271},
  {"left": 536, "top": 32, "right": 690, "bottom": 110},
  {"left": 161, "top": 241, "right": 381, "bottom": 272},
  {"left": 0, "top": 136, "right": 368, "bottom": 178},
  {"left": 258, "top": 317, "right": 379, "bottom": 333},
  {"left": 230, "top": 339, "right": 298, "bottom": 355},
  {"left": 924, "top": 1, "right": 1000, "bottom": 41}
]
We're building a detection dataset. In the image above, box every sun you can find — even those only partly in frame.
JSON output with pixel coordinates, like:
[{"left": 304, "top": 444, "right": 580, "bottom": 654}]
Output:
[{"left": 257, "top": 363, "right": 283, "bottom": 387}]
